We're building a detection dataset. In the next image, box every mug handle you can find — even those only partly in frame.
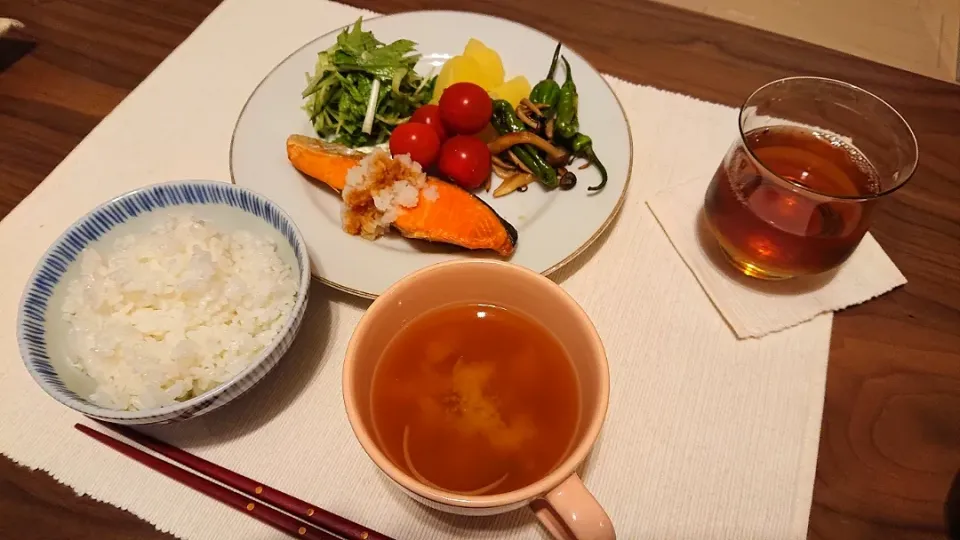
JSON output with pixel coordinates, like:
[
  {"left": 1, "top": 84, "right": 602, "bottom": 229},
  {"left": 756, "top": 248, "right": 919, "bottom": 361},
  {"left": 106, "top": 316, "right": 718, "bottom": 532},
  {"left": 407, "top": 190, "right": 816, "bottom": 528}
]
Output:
[{"left": 530, "top": 474, "right": 615, "bottom": 540}]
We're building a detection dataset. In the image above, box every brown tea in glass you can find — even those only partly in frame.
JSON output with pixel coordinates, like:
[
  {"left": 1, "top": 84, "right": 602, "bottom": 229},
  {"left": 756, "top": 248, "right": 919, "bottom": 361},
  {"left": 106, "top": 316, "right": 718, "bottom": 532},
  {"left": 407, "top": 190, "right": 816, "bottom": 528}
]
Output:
[{"left": 703, "top": 77, "right": 918, "bottom": 280}]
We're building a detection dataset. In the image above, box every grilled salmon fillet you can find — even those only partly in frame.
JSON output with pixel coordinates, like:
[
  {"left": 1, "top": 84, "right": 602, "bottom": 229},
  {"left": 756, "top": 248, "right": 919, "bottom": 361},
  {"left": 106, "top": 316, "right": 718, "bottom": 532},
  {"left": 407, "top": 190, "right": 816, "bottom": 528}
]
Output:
[{"left": 286, "top": 134, "right": 517, "bottom": 256}]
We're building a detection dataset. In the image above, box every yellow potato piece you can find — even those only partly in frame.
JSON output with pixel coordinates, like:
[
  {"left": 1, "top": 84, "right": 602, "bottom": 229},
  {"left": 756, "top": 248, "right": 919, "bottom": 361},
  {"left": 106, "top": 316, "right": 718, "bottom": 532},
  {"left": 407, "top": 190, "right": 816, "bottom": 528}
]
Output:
[
  {"left": 431, "top": 55, "right": 487, "bottom": 104},
  {"left": 489, "top": 76, "right": 532, "bottom": 108},
  {"left": 463, "top": 38, "right": 505, "bottom": 89}
]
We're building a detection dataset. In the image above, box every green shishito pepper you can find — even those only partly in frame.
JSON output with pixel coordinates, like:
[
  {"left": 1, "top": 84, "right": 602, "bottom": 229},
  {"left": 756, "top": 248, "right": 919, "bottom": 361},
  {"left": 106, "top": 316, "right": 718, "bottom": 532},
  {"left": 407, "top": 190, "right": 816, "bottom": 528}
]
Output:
[
  {"left": 555, "top": 56, "right": 580, "bottom": 140},
  {"left": 529, "top": 42, "right": 562, "bottom": 109},
  {"left": 570, "top": 133, "right": 608, "bottom": 192},
  {"left": 491, "top": 100, "right": 559, "bottom": 188}
]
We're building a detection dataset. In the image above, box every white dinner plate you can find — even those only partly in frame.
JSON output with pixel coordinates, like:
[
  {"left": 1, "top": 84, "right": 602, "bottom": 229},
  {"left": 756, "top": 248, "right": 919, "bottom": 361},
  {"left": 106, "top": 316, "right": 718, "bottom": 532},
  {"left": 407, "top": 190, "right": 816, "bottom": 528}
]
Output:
[{"left": 230, "top": 11, "right": 632, "bottom": 298}]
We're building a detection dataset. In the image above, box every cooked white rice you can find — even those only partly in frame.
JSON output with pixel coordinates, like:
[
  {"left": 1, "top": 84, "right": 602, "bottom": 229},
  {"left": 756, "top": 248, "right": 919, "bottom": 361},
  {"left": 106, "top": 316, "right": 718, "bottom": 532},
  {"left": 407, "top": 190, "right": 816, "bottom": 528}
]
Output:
[
  {"left": 61, "top": 214, "right": 297, "bottom": 411},
  {"left": 341, "top": 150, "right": 439, "bottom": 240}
]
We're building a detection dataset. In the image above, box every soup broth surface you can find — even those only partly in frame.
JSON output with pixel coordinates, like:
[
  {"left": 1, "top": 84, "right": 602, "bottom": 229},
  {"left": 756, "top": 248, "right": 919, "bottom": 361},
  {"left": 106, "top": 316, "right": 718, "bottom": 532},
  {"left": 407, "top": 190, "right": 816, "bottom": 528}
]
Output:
[{"left": 370, "top": 303, "right": 580, "bottom": 495}]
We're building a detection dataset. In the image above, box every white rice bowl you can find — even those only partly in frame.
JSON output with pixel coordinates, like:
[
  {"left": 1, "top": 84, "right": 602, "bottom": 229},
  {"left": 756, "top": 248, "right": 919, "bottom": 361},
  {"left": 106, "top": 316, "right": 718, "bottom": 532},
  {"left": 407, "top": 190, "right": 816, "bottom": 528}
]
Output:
[
  {"left": 61, "top": 214, "right": 298, "bottom": 411},
  {"left": 18, "top": 181, "right": 311, "bottom": 424}
]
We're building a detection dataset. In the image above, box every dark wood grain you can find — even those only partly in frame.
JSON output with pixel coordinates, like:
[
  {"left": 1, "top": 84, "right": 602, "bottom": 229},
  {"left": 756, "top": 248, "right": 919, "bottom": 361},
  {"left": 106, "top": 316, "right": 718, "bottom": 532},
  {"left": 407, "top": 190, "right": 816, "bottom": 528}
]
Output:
[
  {"left": 0, "top": 0, "right": 222, "bottom": 218},
  {"left": 0, "top": 453, "right": 171, "bottom": 540},
  {"left": 1, "top": 0, "right": 958, "bottom": 539}
]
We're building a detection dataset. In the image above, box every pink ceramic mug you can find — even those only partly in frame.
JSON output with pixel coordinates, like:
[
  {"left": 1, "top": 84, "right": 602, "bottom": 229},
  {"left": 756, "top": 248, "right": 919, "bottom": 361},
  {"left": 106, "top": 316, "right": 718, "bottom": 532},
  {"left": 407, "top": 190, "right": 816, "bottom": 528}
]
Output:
[{"left": 343, "top": 259, "right": 615, "bottom": 540}]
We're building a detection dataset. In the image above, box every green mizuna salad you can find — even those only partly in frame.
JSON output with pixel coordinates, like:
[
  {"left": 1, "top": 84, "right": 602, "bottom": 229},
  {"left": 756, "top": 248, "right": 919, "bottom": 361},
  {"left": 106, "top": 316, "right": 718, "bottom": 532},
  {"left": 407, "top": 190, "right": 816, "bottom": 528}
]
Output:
[{"left": 301, "top": 18, "right": 437, "bottom": 147}]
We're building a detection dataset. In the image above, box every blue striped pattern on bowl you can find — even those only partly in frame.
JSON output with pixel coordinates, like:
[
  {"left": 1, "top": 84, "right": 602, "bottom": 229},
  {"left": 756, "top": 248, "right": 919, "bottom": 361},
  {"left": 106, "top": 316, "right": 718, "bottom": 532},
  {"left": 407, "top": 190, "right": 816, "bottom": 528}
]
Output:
[{"left": 17, "top": 181, "right": 311, "bottom": 425}]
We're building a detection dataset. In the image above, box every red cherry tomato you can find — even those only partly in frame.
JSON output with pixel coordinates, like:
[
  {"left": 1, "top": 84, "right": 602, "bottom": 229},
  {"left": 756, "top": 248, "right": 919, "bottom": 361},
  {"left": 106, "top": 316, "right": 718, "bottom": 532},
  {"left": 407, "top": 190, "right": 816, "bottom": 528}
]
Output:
[
  {"left": 410, "top": 104, "right": 448, "bottom": 142},
  {"left": 389, "top": 122, "right": 440, "bottom": 167},
  {"left": 438, "top": 135, "right": 491, "bottom": 190},
  {"left": 438, "top": 82, "right": 493, "bottom": 135}
]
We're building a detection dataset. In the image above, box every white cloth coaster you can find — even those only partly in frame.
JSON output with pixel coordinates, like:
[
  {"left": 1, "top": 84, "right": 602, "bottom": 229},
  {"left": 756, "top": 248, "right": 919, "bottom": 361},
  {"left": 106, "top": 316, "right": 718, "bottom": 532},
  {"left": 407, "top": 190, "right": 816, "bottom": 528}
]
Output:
[{"left": 647, "top": 178, "right": 906, "bottom": 338}]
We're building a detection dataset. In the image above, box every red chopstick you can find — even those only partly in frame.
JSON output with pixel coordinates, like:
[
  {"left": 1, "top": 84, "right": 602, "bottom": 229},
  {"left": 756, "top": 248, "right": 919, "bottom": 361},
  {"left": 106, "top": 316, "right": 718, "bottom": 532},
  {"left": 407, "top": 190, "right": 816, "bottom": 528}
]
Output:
[
  {"left": 96, "top": 422, "right": 392, "bottom": 540},
  {"left": 75, "top": 424, "right": 334, "bottom": 539},
  {"left": 76, "top": 423, "right": 394, "bottom": 540}
]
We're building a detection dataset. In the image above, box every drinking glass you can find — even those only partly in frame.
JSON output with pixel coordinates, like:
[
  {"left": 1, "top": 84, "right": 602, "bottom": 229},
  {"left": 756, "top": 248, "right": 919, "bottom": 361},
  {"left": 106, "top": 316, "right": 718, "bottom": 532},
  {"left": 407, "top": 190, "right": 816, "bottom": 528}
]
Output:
[{"left": 703, "top": 77, "right": 917, "bottom": 280}]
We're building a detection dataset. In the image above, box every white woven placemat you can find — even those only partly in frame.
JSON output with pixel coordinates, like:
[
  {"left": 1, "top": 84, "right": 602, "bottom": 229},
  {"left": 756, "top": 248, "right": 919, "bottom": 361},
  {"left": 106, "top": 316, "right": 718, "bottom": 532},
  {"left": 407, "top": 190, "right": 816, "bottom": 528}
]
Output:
[{"left": 0, "top": 1, "right": 828, "bottom": 538}]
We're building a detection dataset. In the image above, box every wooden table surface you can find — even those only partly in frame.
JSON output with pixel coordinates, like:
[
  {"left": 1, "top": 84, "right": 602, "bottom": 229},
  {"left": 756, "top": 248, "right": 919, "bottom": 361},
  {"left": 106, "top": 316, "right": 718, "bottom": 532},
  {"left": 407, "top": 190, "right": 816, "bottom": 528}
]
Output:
[{"left": 1, "top": 0, "right": 958, "bottom": 539}]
